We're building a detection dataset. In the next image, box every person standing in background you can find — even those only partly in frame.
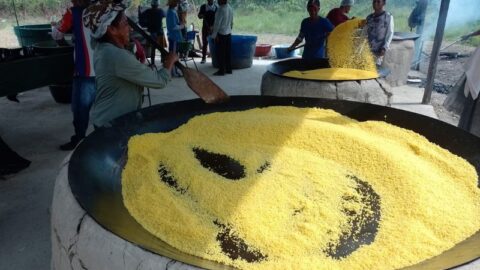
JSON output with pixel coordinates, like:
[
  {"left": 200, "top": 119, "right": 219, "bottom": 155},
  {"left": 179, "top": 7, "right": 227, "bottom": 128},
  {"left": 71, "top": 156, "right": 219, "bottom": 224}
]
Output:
[
  {"left": 142, "top": 0, "right": 166, "bottom": 64},
  {"left": 408, "top": 0, "right": 428, "bottom": 70},
  {"left": 166, "top": 0, "right": 185, "bottom": 76},
  {"left": 365, "top": 0, "right": 394, "bottom": 66},
  {"left": 51, "top": 0, "right": 96, "bottom": 151},
  {"left": 177, "top": 0, "right": 189, "bottom": 39},
  {"left": 211, "top": 0, "right": 233, "bottom": 76},
  {"left": 288, "top": 0, "right": 334, "bottom": 59},
  {"left": 198, "top": 0, "right": 218, "bottom": 64},
  {"left": 326, "top": 0, "right": 355, "bottom": 27}
]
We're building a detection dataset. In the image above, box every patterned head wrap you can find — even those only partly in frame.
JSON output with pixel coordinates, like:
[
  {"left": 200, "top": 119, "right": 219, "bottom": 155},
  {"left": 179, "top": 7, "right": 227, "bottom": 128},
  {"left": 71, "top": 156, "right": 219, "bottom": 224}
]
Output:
[{"left": 83, "top": 0, "right": 126, "bottom": 39}]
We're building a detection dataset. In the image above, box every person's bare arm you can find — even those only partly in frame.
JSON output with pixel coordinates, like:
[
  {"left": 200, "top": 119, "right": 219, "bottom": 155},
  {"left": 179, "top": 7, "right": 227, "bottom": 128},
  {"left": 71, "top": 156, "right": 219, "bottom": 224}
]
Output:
[
  {"left": 288, "top": 31, "right": 304, "bottom": 52},
  {"left": 288, "top": 38, "right": 302, "bottom": 52},
  {"left": 163, "top": 52, "right": 178, "bottom": 71}
]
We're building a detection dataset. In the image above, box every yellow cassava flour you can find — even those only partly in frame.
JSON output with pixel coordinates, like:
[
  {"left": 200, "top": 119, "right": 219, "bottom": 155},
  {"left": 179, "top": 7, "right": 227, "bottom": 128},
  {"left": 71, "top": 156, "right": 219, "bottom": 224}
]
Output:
[
  {"left": 283, "top": 68, "right": 378, "bottom": 81},
  {"left": 122, "top": 106, "right": 480, "bottom": 270},
  {"left": 283, "top": 19, "right": 378, "bottom": 80},
  {"left": 327, "top": 18, "right": 377, "bottom": 73}
]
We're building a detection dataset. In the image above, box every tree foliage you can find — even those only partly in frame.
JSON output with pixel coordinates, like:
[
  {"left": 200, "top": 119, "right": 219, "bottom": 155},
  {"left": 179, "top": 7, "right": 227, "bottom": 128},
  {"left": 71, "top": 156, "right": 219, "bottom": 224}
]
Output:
[{"left": 1, "top": 0, "right": 417, "bottom": 19}]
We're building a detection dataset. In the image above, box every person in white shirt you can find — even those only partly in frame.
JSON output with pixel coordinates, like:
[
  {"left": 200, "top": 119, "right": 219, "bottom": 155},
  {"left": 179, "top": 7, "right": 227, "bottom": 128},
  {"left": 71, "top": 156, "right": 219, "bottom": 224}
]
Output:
[{"left": 211, "top": 0, "right": 233, "bottom": 76}]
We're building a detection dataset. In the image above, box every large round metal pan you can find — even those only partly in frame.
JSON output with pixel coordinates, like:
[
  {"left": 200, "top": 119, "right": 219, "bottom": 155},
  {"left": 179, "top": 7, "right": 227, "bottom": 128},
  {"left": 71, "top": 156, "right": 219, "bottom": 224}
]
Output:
[
  {"left": 69, "top": 96, "right": 480, "bottom": 270},
  {"left": 267, "top": 58, "right": 390, "bottom": 80},
  {"left": 267, "top": 58, "right": 330, "bottom": 76}
]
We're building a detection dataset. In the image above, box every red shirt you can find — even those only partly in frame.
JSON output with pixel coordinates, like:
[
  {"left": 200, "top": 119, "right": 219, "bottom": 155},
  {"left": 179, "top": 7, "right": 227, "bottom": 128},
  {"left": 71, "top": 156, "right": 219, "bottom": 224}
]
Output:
[
  {"left": 326, "top": 7, "right": 349, "bottom": 27},
  {"left": 132, "top": 39, "right": 146, "bottom": 64},
  {"left": 57, "top": 8, "right": 73, "bottom": 33}
]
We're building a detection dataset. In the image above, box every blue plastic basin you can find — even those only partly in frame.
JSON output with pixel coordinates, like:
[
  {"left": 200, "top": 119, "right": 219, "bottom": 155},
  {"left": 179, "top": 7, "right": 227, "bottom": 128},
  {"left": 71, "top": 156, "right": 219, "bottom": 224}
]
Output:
[
  {"left": 274, "top": 45, "right": 296, "bottom": 59},
  {"left": 208, "top": 35, "right": 257, "bottom": 69}
]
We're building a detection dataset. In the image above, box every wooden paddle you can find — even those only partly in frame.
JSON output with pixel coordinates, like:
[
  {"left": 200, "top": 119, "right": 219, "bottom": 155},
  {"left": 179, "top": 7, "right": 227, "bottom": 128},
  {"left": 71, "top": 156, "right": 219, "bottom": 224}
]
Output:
[{"left": 127, "top": 17, "right": 229, "bottom": 104}]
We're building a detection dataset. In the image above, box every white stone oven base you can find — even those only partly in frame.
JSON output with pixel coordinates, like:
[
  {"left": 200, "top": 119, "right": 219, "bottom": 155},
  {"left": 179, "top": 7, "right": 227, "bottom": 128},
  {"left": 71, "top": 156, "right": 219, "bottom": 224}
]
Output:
[{"left": 261, "top": 72, "right": 392, "bottom": 106}]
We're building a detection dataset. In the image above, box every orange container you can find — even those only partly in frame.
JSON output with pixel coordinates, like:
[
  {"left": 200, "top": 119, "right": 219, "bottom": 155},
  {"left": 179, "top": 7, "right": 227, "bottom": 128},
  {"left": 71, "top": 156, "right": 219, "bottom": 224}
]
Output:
[{"left": 255, "top": 44, "right": 272, "bottom": 57}]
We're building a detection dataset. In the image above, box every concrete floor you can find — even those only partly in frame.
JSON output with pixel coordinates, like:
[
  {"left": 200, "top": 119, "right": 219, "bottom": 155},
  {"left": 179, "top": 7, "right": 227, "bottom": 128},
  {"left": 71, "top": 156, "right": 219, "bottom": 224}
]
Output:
[{"left": 0, "top": 59, "right": 478, "bottom": 270}]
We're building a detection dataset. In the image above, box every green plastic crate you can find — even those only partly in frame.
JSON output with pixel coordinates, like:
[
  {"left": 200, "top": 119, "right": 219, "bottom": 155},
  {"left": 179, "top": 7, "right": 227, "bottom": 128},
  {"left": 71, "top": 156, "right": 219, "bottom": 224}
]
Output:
[{"left": 14, "top": 24, "right": 52, "bottom": 47}]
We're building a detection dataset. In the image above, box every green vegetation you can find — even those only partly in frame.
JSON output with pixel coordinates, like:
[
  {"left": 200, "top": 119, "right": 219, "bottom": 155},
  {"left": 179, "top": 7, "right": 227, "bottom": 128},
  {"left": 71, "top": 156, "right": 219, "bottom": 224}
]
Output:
[
  {"left": 1, "top": 0, "right": 478, "bottom": 46},
  {"left": 444, "top": 21, "right": 480, "bottom": 46},
  {"left": 0, "top": 0, "right": 67, "bottom": 17},
  {"left": 187, "top": 0, "right": 478, "bottom": 46},
  {"left": 186, "top": 0, "right": 416, "bottom": 35}
]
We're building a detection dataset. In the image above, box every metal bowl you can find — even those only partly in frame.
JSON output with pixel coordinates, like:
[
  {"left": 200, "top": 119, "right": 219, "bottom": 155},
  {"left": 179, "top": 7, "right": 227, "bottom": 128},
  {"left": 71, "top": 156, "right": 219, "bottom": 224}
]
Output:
[{"left": 69, "top": 96, "right": 480, "bottom": 270}]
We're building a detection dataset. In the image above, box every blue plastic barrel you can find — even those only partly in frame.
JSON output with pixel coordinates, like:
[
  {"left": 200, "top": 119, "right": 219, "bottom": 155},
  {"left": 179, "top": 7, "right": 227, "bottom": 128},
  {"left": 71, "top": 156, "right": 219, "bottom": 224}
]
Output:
[{"left": 208, "top": 35, "right": 257, "bottom": 69}]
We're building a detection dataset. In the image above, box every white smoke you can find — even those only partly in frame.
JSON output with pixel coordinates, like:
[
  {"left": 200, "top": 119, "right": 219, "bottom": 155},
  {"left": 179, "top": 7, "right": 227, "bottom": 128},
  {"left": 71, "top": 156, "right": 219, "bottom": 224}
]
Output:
[
  {"left": 445, "top": 0, "right": 480, "bottom": 28},
  {"left": 423, "top": 0, "right": 480, "bottom": 38}
]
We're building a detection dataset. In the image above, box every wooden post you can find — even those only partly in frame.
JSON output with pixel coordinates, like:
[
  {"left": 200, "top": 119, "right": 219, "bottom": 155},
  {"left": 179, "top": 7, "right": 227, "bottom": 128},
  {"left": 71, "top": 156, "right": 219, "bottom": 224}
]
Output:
[{"left": 422, "top": 0, "right": 450, "bottom": 104}]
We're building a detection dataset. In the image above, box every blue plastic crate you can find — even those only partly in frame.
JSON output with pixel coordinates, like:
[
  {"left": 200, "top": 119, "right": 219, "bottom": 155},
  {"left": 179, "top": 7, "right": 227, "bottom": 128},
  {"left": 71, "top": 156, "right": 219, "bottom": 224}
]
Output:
[{"left": 186, "top": 31, "right": 196, "bottom": 41}]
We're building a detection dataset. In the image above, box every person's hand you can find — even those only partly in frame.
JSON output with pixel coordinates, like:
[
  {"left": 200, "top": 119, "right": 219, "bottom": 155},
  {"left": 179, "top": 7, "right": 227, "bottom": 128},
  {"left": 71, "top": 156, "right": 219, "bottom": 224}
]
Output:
[
  {"left": 163, "top": 52, "right": 178, "bottom": 71},
  {"left": 179, "top": 23, "right": 185, "bottom": 29},
  {"left": 50, "top": 15, "right": 58, "bottom": 26},
  {"left": 358, "top": 19, "right": 367, "bottom": 28},
  {"left": 287, "top": 45, "right": 295, "bottom": 52},
  {"left": 378, "top": 48, "right": 386, "bottom": 57}
]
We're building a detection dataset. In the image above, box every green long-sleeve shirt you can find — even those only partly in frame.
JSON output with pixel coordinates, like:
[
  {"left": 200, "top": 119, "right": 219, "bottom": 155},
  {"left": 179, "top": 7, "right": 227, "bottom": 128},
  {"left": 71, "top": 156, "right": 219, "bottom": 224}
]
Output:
[{"left": 91, "top": 42, "right": 171, "bottom": 127}]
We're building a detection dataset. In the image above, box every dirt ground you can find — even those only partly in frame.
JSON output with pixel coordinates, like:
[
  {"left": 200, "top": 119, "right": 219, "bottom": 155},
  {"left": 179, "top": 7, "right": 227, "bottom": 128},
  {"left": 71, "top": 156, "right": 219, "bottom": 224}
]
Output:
[
  {"left": 415, "top": 42, "right": 476, "bottom": 126},
  {"left": 1, "top": 25, "right": 475, "bottom": 127}
]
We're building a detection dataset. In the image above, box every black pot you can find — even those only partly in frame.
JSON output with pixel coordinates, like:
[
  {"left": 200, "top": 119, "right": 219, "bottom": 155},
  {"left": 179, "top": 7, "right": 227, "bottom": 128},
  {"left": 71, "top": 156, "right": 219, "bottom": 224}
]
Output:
[
  {"left": 22, "top": 46, "right": 35, "bottom": 58},
  {"left": 2, "top": 48, "right": 23, "bottom": 61},
  {"left": 69, "top": 96, "right": 480, "bottom": 270},
  {"left": 0, "top": 47, "right": 35, "bottom": 62},
  {"left": 49, "top": 84, "right": 72, "bottom": 104},
  {"left": 0, "top": 48, "right": 5, "bottom": 62}
]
